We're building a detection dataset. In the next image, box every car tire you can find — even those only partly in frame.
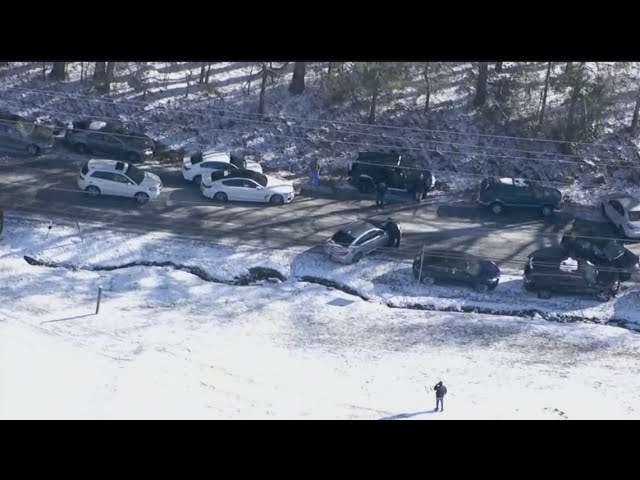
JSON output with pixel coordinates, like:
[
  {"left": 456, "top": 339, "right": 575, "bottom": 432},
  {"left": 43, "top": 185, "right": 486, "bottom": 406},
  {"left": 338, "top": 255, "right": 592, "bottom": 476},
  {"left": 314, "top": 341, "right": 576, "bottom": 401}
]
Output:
[
  {"left": 351, "top": 252, "right": 363, "bottom": 264},
  {"left": 541, "top": 205, "right": 554, "bottom": 217},
  {"left": 537, "top": 289, "right": 552, "bottom": 299},
  {"left": 270, "top": 194, "right": 284, "bottom": 206},
  {"left": 127, "top": 152, "right": 142, "bottom": 164},
  {"left": 75, "top": 143, "right": 89, "bottom": 154},
  {"left": 474, "top": 282, "right": 489, "bottom": 293},
  {"left": 26, "top": 144, "right": 40, "bottom": 156},
  {"left": 85, "top": 185, "right": 100, "bottom": 197},
  {"left": 214, "top": 192, "right": 228, "bottom": 203},
  {"left": 490, "top": 202, "right": 503, "bottom": 215},
  {"left": 420, "top": 275, "right": 435, "bottom": 286},
  {"left": 192, "top": 175, "right": 202, "bottom": 186},
  {"left": 357, "top": 179, "right": 375, "bottom": 194},
  {"left": 134, "top": 192, "right": 149, "bottom": 205}
]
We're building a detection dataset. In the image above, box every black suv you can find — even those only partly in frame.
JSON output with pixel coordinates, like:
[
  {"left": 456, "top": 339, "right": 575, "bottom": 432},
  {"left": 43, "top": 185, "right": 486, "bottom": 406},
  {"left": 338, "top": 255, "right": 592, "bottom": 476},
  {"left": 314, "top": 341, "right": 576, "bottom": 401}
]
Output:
[
  {"left": 65, "top": 119, "right": 155, "bottom": 163},
  {"left": 523, "top": 246, "right": 620, "bottom": 301},
  {"left": 560, "top": 220, "right": 639, "bottom": 282},
  {"left": 0, "top": 112, "right": 55, "bottom": 155},
  {"left": 348, "top": 152, "right": 435, "bottom": 195},
  {"left": 478, "top": 177, "right": 562, "bottom": 216},
  {"left": 412, "top": 249, "right": 501, "bottom": 292}
]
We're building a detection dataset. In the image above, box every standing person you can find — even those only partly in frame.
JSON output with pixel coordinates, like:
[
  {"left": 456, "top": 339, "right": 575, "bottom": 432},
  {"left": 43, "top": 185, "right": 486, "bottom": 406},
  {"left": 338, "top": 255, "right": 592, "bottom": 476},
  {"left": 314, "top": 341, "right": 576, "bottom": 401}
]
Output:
[
  {"left": 433, "top": 381, "right": 447, "bottom": 412},
  {"left": 413, "top": 174, "right": 424, "bottom": 202},
  {"left": 384, "top": 217, "right": 402, "bottom": 248},
  {"left": 421, "top": 173, "right": 433, "bottom": 201},
  {"left": 375, "top": 182, "right": 388, "bottom": 207},
  {"left": 308, "top": 158, "right": 320, "bottom": 189}
]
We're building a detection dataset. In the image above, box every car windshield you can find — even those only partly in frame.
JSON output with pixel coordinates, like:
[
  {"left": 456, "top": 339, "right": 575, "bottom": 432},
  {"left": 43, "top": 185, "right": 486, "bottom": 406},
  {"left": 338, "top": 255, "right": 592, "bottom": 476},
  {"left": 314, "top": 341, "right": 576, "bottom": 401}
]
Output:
[
  {"left": 331, "top": 231, "right": 355, "bottom": 247},
  {"left": 244, "top": 170, "right": 267, "bottom": 187},
  {"left": 230, "top": 155, "right": 246, "bottom": 169},
  {"left": 126, "top": 164, "right": 146, "bottom": 185},
  {"left": 629, "top": 211, "right": 640, "bottom": 222}
]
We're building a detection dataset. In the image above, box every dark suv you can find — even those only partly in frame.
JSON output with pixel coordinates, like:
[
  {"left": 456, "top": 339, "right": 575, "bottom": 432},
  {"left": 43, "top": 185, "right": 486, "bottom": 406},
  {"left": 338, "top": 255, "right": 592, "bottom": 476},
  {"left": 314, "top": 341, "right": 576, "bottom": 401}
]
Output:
[
  {"left": 65, "top": 119, "right": 155, "bottom": 163},
  {"left": 0, "top": 113, "right": 55, "bottom": 155},
  {"left": 560, "top": 220, "right": 639, "bottom": 282},
  {"left": 412, "top": 249, "right": 501, "bottom": 292},
  {"left": 478, "top": 177, "right": 562, "bottom": 216},
  {"left": 523, "top": 246, "right": 620, "bottom": 301},
  {"left": 347, "top": 152, "right": 435, "bottom": 195}
]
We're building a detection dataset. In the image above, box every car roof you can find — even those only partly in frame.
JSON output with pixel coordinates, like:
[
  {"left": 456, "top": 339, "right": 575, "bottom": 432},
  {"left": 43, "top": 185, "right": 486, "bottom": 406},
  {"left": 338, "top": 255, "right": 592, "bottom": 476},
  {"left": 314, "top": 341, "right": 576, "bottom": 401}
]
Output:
[
  {"left": 612, "top": 195, "right": 640, "bottom": 212},
  {"left": 356, "top": 152, "right": 402, "bottom": 165},
  {"left": 201, "top": 150, "right": 231, "bottom": 162},
  {"left": 86, "top": 159, "right": 129, "bottom": 171},
  {"left": 210, "top": 168, "right": 266, "bottom": 182},
  {"left": 417, "top": 249, "right": 478, "bottom": 262},
  {"left": 497, "top": 177, "right": 528, "bottom": 187},
  {"left": 338, "top": 220, "right": 379, "bottom": 238}
]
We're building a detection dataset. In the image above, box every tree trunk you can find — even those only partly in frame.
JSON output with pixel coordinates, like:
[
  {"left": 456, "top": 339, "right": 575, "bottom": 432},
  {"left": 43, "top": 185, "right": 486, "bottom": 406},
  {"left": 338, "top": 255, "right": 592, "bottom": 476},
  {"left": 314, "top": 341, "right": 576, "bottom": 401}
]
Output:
[
  {"left": 80, "top": 62, "right": 84, "bottom": 82},
  {"left": 538, "top": 62, "right": 552, "bottom": 125},
  {"left": 199, "top": 63, "right": 207, "bottom": 84},
  {"left": 368, "top": 89, "right": 378, "bottom": 124},
  {"left": 93, "top": 62, "right": 106, "bottom": 82},
  {"left": 205, "top": 63, "right": 212, "bottom": 84},
  {"left": 289, "top": 62, "right": 306, "bottom": 95},
  {"left": 631, "top": 83, "right": 640, "bottom": 134},
  {"left": 258, "top": 65, "right": 269, "bottom": 115},
  {"left": 103, "top": 62, "right": 116, "bottom": 93},
  {"left": 423, "top": 63, "right": 431, "bottom": 113},
  {"left": 49, "top": 62, "right": 66, "bottom": 81},
  {"left": 327, "top": 62, "right": 333, "bottom": 77},
  {"left": 474, "top": 62, "right": 489, "bottom": 107},
  {"left": 495, "top": 62, "right": 503, "bottom": 73}
]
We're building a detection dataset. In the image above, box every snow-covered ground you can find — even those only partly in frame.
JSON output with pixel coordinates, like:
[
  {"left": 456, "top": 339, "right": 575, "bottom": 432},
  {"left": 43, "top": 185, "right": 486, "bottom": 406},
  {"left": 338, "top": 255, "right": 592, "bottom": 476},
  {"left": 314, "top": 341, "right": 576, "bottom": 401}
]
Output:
[
  {"left": 2, "top": 214, "right": 640, "bottom": 419},
  {"left": 1, "top": 62, "right": 639, "bottom": 207}
]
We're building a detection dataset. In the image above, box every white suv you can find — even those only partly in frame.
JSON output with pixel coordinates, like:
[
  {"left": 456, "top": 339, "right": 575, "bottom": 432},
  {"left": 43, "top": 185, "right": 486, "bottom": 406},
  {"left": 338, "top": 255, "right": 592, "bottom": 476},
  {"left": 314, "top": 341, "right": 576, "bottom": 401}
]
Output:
[
  {"left": 77, "top": 159, "right": 162, "bottom": 205},
  {"left": 182, "top": 150, "right": 263, "bottom": 184}
]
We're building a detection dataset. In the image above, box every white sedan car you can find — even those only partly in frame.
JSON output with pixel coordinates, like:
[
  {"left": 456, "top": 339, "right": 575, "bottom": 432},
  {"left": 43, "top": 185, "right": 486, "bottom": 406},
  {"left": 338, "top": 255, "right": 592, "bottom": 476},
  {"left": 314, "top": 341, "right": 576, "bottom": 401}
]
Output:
[
  {"left": 78, "top": 159, "right": 162, "bottom": 205},
  {"left": 182, "top": 150, "right": 263, "bottom": 184},
  {"left": 601, "top": 193, "right": 640, "bottom": 239},
  {"left": 200, "top": 169, "right": 294, "bottom": 205}
]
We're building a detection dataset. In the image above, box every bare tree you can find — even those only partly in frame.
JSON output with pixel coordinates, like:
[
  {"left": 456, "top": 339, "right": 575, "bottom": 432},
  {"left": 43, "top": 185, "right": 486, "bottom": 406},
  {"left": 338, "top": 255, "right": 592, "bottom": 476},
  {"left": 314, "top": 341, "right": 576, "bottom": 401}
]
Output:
[
  {"left": 289, "top": 62, "right": 307, "bottom": 95},
  {"left": 205, "top": 63, "right": 212, "bottom": 84},
  {"left": 632, "top": 81, "right": 640, "bottom": 135},
  {"left": 199, "top": 63, "right": 207, "bottom": 84},
  {"left": 474, "top": 62, "right": 489, "bottom": 107},
  {"left": 258, "top": 64, "right": 269, "bottom": 115},
  {"left": 423, "top": 63, "right": 432, "bottom": 113},
  {"left": 104, "top": 62, "right": 116, "bottom": 93},
  {"left": 94, "top": 62, "right": 106, "bottom": 82},
  {"left": 495, "top": 62, "right": 503, "bottom": 73},
  {"left": 538, "top": 62, "right": 552, "bottom": 125},
  {"left": 49, "top": 62, "right": 66, "bottom": 81}
]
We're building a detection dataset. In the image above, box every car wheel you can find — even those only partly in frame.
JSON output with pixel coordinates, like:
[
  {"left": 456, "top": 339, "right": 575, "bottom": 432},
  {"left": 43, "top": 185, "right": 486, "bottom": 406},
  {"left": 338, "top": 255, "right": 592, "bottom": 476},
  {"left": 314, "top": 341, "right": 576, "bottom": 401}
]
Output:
[
  {"left": 490, "top": 202, "right": 503, "bottom": 215},
  {"left": 270, "top": 194, "right": 284, "bottom": 206},
  {"left": 351, "top": 252, "right": 363, "bottom": 264},
  {"left": 420, "top": 275, "right": 435, "bottom": 286},
  {"left": 474, "top": 282, "right": 489, "bottom": 293},
  {"left": 75, "top": 143, "right": 89, "bottom": 154},
  {"left": 541, "top": 205, "right": 554, "bottom": 217},
  {"left": 85, "top": 185, "right": 100, "bottom": 197},
  {"left": 192, "top": 175, "right": 202, "bottom": 186},
  {"left": 213, "top": 192, "right": 228, "bottom": 203},
  {"left": 358, "top": 179, "right": 375, "bottom": 194},
  {"left": 537, "top": 289, "right": 552, "bottom": 299},
  {"left": 127, "top": 152, "right": 142, "bottom": 164},
  {"left": 26, "top": 144, "right": 40, "bottom": 156},
  {"left": 134, "top": 192, "right": 149, "bottom": 205}
]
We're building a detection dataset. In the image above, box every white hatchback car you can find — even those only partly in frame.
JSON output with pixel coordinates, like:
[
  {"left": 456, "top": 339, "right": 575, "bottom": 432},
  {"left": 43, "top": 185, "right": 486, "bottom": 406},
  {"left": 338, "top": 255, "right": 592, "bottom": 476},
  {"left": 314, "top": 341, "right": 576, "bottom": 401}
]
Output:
[
  {"left": 182, "top": 150, "right": 263, "bottom": 185},
  {"left": 78, "top": 159, "right": 162, "bottom": 205},
  {"left": 602, "top": 193, "right": 640, "bottom": 239},
  {"left": 200, "top": 169, "right": 294, "bottom": 205}
]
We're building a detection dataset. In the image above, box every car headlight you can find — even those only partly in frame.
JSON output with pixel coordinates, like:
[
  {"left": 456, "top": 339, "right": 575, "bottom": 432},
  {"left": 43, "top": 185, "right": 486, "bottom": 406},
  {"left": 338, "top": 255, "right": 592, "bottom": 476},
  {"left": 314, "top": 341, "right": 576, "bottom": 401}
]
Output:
[{"left": 149, "top": 186, "right": 158, "bottom": 192}]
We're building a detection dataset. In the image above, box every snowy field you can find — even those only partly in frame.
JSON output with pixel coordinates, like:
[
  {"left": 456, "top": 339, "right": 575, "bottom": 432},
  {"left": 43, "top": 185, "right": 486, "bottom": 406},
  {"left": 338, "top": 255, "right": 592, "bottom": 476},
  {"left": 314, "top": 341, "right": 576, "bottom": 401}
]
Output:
[{"left": 2, "top": 214, "right": 640, "bottom": 419}]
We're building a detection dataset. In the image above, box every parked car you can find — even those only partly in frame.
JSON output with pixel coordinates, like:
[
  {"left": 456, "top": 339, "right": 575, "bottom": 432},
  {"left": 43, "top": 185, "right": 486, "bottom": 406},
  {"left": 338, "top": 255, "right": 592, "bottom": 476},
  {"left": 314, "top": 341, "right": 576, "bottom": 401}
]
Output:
[
  {"left": 0, "top": 113, "right": 54, "bottom": 155},
  {"left": 561, "top": 220, "right": 639, "bottom": 282},
  {"left": 477, "top": 177, "right": 562, "bottom": 216},
  {"left": 200, "top": 169, "right": 294, "bottom": 205},
  {"left": 325, "top": 219, "right": 396, "bottom": 264},
  {"left": 412, "top": 249, "right": 500, "bottom": 292},
  {"left": 347, "top": 151, "right": 435, "bottom": 195},
  {"left": 601, "top": 193, "right": 640, "bottom": 239},
  {"left": 77, "top": 159, "right": 162, "bottom": 205},
  {"left": 182, "top": 150, "right": 263, "bottom": 184},
  {"left": 523, "top": 246, "right": 619, "bottom": 301},
  {"left": 65, "top": 119, "right": 154, "bottom": 163}
]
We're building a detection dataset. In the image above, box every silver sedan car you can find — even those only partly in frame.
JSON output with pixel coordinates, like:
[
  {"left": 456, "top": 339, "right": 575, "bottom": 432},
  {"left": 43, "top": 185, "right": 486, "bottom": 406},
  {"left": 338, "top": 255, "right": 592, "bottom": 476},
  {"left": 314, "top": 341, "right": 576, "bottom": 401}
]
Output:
[
  {"left": 325, "top": 219, "right": 393, "bottom": 264},
  {"left": 601, "top": 194, "right": 640, "bottom": 239}
]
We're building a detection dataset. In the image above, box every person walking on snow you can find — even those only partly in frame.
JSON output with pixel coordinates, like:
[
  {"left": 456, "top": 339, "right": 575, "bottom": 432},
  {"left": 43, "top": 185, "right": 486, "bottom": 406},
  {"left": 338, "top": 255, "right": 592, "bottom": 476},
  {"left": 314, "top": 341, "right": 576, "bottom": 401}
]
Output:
[
  {"left": 375, "top": 182, "right": 388, "bottom": 207},
  {"left": 383, "top": 217, "right": 402, "bottom": 248},
  {"left": 434, "top": 381, "right": 447, "bottom": 412},
  {"left": 308, "top": 158, "right": 320, "bottom": 189}
]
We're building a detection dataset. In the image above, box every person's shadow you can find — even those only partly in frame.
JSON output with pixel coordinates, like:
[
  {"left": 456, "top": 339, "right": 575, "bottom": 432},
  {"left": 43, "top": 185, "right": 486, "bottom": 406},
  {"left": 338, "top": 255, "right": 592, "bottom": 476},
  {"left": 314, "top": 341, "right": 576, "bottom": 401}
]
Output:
[{"left": 379, "top": 410, "right": 438, "bottom": 420}]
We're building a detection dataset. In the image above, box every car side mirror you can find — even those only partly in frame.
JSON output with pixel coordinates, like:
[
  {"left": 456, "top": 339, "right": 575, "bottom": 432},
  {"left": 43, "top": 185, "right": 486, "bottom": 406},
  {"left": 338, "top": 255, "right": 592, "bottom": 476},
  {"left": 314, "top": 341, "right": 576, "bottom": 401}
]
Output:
[{"left": 257, "top": 186, "right": 264, "bottom": 190}]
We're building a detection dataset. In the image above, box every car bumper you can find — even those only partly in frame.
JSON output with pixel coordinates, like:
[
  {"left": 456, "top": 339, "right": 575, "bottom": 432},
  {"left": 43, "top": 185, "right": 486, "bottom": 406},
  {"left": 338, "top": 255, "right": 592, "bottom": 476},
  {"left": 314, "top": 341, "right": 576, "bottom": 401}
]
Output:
[
  {"left": 324, "top": 244, "right": 353, "bottom": 264},
  {"left": 623, "top": 225, "right": 640, "bottom": 239}
]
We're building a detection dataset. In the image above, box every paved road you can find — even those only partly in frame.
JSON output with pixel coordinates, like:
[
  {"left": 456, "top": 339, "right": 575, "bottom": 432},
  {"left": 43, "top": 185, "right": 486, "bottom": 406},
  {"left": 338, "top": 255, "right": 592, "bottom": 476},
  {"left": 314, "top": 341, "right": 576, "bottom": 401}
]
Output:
[{"left": 0, "top": 153, "right": 634, "bottom": 272}]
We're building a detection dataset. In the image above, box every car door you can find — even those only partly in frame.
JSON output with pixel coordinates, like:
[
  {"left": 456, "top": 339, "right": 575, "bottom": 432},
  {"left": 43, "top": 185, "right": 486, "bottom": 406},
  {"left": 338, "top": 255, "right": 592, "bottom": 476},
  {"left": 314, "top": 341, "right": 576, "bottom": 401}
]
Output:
[
  {"left": 86, "top": 132, "right": 110, "bottom": 155},
  {"left": 112, "top": 172, "right": 135, "bottom": 197},
  {"left": 354, "top": 231, "right": 378, "bottom": 255},
  {"left": 240, "top": 179, "right": 265, "bottom": 202},
  {"left": 220, "top": 179, "right": 245, "bottom": 201},
  {"left": 88, "top": 171, "right": 116, "bottom": 195},
  {"left": 606, "top": 200, "right": 625, "bottom": 227}
]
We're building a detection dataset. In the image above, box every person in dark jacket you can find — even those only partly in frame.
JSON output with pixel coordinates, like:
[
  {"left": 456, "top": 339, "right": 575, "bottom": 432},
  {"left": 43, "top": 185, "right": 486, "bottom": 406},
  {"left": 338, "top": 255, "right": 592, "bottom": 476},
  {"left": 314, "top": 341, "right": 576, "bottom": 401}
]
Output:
[
  {"left": 375, "top": 182, "right": 388, "bottom": 207},
  {"left": 421, "top": 174, "right": 433, "bottom": 201},
  {"left": 434, "top": 381, "right": 447, "bottom": 412},
  {"left": 383, "top": 217, "right": 402, "bottom": 248},
  {"left": 412, "top": 174, "right": 424, "bottom": 202}
]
